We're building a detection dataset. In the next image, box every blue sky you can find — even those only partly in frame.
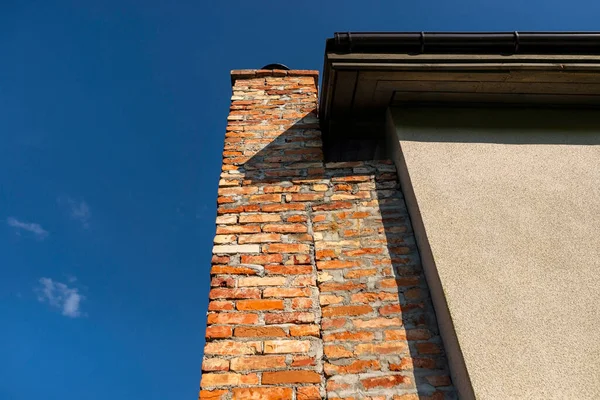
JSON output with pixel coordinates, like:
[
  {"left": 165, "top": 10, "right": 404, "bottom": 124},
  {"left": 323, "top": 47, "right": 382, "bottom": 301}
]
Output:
[{"left": 0, "top": 1, "right": 597, "bottom": 399}]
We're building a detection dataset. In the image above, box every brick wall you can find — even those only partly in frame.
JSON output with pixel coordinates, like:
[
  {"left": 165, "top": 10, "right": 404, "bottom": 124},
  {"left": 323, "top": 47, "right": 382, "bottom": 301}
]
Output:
[{"left": 199, "top": 70, "right": 455, "bottom": 400}]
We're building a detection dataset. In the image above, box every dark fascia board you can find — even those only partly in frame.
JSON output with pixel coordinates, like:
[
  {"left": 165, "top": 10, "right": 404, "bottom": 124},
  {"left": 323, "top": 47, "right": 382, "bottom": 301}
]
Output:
[
  {"left": 319, "top": 32, "right": 600, "bottom": 126},
  {"left": 326, "top": 32, "right": 600, "bottom": 55}
]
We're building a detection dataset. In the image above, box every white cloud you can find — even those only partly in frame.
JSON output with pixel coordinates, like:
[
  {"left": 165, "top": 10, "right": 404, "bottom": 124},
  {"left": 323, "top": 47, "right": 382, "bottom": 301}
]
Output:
[
  {"left": 58, "top": 197, "right": 91, "bottom": 228},
  {"left": 36, "top": 277, "right": 85, "bottom": 318},
  {"left": 7, "top": 217, "right": 48, "bottom": 239}
]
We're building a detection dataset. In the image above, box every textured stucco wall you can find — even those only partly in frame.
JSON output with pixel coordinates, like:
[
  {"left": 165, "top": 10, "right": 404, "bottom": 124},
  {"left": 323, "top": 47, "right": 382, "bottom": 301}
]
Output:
[{"left": 390, "top": 107, "right": 600, "bottom": 400}]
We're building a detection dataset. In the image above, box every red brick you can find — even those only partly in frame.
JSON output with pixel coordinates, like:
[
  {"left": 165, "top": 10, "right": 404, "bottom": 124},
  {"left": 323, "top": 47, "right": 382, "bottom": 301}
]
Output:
[
  {"left": 286, "top": 233, "right": 313, "bottom": 242},
  {"left": 263, "top": 287, "right": 310, "bottom": 298},
  {"left": 405, "top": 288, "right": 423, "bottom": 299},
  {"left": 202, "top": 358, "right": 229, "bottom": 372},
  {"left": 321, "top": 318, "right": 347, "bottom": 330},
  {"left": 264, "top": 243, "right": 309, "bottom": 253},
  {"left": 351, "top": 292, "right": 399, "bottom": 303},
  {"left": 241, "top": 254, "right": 283, "bottom": 264},
  {"left": 236, "top": 299, "right": 284, "bottom": 310},
  {"left": 262, "top": 203, "right": 305, "bottom": 212},
  {"left": 392, "top": 395, "right": 419, "bottom": 400},
  {"left": 332, "top": 175, "right": 371, "bottom": 183},
  {"left": 291, "top": 297, "right": 313, "bottom": 309},
  {"left": 213, "top": 234, "right": 236, "bottom": 244},
  {"left": 324, "top": 345, "right": 352, "bottom": 358},
  {"left": 262, "top": 370, "right": 321, "bottom": 384},
  {"left": 264, "top": 339, "right": 311, "bottom": 354},
  {"left": 333, "top": 183, "right": 352, "bottom": 191},
  {"left": 352, "top": 316, "right": 402, "bottom": 328},
  {"left": 238, "top": 276, "right": 286, "bottom": 287},
  {"left": 385, "top": 329, "right": 432, "bottom": 341},
  {"left": 234, "top": 326, "right": 287, "bottom": 337},
  {"left": 209, "top": 288, "right": 260, "bottom": 299},
  {"left": 289, "top": 324, "right": 319, "bottom": 337},
  {"left": 286, "top": 214, "right": 307, "bottom": 222},
  {"left": 326, "top": 377, "right": 352, "bottom": 392},
  {"left": 248, "top": 194, "right": 281, "bottom": 203},
  {"left": 343, "top": 247, "right": 383, "bottom": 256},
  {"left": 380, "top": 277, "right": 420, "bottom": 288},
  {"left": 263, "top": 185, "right": 301, "bottom": 193},
  {"left": 210, "top": 265, "right": 259, "bottom": 275},
  {"left": 231, "top": 387, "right": 293, "bottom": 400},
  {"left": 350, "top": 211, "right": 372, "bottom": 218},
  {"left": 417, "top": 342, "right": 442, "bottom": 355},
  {"left": 201, "top": 372, "right": 259, "bottom": 387},
  {"left": 354, "top": 342, "right": 408, "bottom": 355},
  {"left": 262, "top": 223, "right": 307, "bottom": 233},
  {"left": 379, "top": 304, "right": 402, "bottom": 316},
  {"left": 323, "top": 331, "right": 374, "bottom": 342},
  {"left": 422, "top": 392, "right": 447, "bottom": 400},
  {"left": 413, "top": 357, "right": 437, "bottom": 369},
  {"left": 316, "top": 260, "right": 358, "bottom": 270},
  {"left": 265, "top": 265, "right": 312, "bottom": 275},
  {"left": 297, "top": 386, "right": 321, "bottom": 400},
  {"left": 361, "top": 374, "right": 411, "bottom": 389},
  {"left": 325, "top": 359, "right": 380, "bottom": 375},
  {"left": 316, "top": 249, "right": 336, "bottom": 259},
  {"left": 319, "top": 294, "right": 344, "bottom": 305},
  {"left": 217, "top": 186, "right": 258, "bottom": 195},
  {"left": 390, "top": 357, "right": 414, "bottom": 371},
  {"left": 265, "top": 312, "right": 315, "bottom": 324},
  {"left": 208, "top": 301, "right": 234, "bottom": 311},
  {"left": 206, "top": 313, "right": 259, "bottom": 325},
  {"left": 238, "top": 233, "right": 281, "bottom": 243},
  {"left": 286, "top": 70, "right": 319, "bottom": 79},
  {"left": 291, "top": 275, "right": 315, "bottom": 286},
  {"left": 204, "top": 341, "right": 261, "bottom": 356},
  {"left": 331, "top": 192, "right": 370, "bottom": 201},
  {"left": 291, "top": 355, "right": 316, "bottom": 367},
  {"left": 344, "top": 268, "right": 377, "bottom": 278},
  {"left": 238, "top": 214, "right": 281, "bottom": 223},
  {"left": 322, "top": 305, "right": 372, "bottom": 317},
  {"left": 426, "top": 375, "right": 452, "bottom": 387},
  {"left": 312, "top": 202, "right": 353, "bottom": 211},
  {"left": 210, "top": 276, "right": 235, "bottom": 287},
  {"left": 286, "top": 193, "right": 324, "bottom": 202},
  {"left": 285, "top": 254, "right": 312, "bottom": 265},
  {"left": 312, "top": 214, "right": 327, "bottom": 223},
  {"left": 211, "top": 255, "right": 230, "bottom": 264},
  {"left": 319, "top": 282, "right": 365, "bottom": 292},
  {"left": 216, "top": 196, "right": 235, "bottom": 204},
  {"left": 230, "top": 355, "right": 286, "bottom": 371},
  {"left": 205, "top": 326, "right": 233, "bottom": 339},
  {"left": 221, "top": 150, "right": 242, "bottom": 157},
  {"left": 216, "top": 225, "right": 261, "bottom": 234},
  {"left": 199, "top": 389, "right": 229, "bottom": 399}
]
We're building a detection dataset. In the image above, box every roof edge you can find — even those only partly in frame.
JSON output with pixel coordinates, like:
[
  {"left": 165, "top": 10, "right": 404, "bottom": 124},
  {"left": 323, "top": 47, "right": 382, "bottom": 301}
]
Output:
[{"left": 327, "top": 32, "right": 600, "bottom": 55}]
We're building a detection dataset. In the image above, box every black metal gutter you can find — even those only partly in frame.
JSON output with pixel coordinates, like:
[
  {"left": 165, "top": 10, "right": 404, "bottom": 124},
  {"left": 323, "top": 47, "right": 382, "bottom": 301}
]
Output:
[{"left": 328, "top": 32, "right": 600, "bottom": 54}]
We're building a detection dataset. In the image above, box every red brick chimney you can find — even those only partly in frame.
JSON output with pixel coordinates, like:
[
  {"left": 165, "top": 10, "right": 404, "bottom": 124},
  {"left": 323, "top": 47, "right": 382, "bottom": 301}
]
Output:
[{"left": 199, "top": 69, "right": 454, "bottom": 399}]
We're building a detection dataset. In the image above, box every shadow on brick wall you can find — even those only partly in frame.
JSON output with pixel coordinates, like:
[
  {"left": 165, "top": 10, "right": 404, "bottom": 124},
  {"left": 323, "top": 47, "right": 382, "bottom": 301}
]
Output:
[{"left": 221, "top": 111, "right": 456, "bottom": 399}]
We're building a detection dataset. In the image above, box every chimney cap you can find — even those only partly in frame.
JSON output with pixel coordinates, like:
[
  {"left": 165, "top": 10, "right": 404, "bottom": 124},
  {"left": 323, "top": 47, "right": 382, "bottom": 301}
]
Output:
[{"left": 261, "top": 63, "right": 289, "bottom": 70}]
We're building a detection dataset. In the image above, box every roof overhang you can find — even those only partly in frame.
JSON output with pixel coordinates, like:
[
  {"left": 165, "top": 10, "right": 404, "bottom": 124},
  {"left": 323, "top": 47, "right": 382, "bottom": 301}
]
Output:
[{"left": 320, "top": 32, "right": 600, "bottom": 134}]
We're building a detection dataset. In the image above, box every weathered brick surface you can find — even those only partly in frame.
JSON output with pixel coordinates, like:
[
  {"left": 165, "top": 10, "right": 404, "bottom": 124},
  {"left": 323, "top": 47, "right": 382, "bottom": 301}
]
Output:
[{"left": 200, "top": 69, "right": 455, "bottom": 399}]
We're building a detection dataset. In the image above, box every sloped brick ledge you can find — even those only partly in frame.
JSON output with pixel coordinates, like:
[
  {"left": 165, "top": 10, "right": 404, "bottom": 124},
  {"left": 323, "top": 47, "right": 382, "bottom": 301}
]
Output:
[{"left": 231, "top": 69, "right": 319, "bottom": 86}]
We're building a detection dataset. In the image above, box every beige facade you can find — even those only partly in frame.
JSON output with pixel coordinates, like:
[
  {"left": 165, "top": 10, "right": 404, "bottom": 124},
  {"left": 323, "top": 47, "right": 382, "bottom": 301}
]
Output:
[{"left": 388, "top": 107, "right": 600, "bottom": 399}]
